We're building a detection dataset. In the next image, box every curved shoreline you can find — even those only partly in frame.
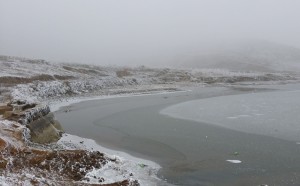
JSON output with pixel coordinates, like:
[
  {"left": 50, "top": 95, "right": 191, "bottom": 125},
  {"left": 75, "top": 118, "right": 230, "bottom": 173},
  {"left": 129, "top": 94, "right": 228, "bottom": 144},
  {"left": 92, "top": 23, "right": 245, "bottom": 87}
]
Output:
[
  {"left": 49, "top": 89, "right": 189, "bottom": 113},
  {"left": 50, "top": 91, "right": 186, "bottom": 185},
  {"left": 50, "top": 82, "right": 300, "bottom": 185}
]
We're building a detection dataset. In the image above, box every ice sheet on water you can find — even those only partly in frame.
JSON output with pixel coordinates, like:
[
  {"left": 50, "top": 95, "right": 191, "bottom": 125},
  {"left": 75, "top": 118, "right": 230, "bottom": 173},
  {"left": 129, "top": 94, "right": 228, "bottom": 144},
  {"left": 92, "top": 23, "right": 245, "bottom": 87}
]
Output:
[{"left": 161, "top": 90, "right": 300, "bottom": 141}]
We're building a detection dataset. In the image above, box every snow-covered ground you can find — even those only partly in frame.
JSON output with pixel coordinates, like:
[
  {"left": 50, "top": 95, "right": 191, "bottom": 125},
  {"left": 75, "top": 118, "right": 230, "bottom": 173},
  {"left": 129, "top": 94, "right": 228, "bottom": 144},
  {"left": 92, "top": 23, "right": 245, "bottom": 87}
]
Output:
[
  {"left": 58, "top": 133, "right": 170, "bottom": 185},
  {"left": 1, "top": 55, "right": 300, "bottom": 185},
  {"left": 1, "top": 55, "right": 296, "bottom": 104}
]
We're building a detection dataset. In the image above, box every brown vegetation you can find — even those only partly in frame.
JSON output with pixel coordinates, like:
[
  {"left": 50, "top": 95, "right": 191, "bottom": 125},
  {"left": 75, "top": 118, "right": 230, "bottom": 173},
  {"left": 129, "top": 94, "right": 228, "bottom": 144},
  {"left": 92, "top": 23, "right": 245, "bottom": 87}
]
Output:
[
  {"left": 0, "top": 74, "right": 75, "bottom": 87},
  {"left": 0, "top": 105, "right": 13, "bottom": 115},
  {"left": 0, "top": 135, "right": 135, "bottom": 185},
  {"left": 63, "top": 66, "right": 107, "bottom": 76},
  {"left": 12, "top": 149, "right": 106, "bottom": 181},
  {"left": 0, "top": 55, "right": 49, "bottom": 65},
  {"left": 0, "top": 75, "right": 53, "bottom": 86},
  {"left": 0, "top": 138, "right": 6, "bottom": 150},
  {"left": 53, "top": 74, "right": 75, "bottom": 80},
  {"left": 116, "top": 69, "right": 132, "bottom": 78}
]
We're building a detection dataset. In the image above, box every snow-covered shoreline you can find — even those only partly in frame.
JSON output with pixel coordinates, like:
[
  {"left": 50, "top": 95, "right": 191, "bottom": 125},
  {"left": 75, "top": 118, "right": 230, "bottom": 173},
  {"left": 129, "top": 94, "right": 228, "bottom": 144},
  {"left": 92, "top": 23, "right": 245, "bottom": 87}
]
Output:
[
  {"left": 50, "top": 90, "right": 185, "bottom": 185},
  {"left": 1, "top": 55, "right": 300, "bottom": 185},
  {"left": 49, "top": 88, "right": 188, "bottom": 112},
  {"left": 0, "top": 91, "right": 176, "bottom": 185},
  {"left": 58, "top": 133, "right": 166, "bottom": 185}
]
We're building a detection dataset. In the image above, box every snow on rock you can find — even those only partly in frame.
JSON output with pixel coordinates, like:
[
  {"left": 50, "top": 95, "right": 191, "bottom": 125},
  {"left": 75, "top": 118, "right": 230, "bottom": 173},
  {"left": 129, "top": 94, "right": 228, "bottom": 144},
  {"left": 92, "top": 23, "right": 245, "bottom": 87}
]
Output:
[
  {"left": 17, "top": 104, "right": 50, "bottom": 125},
  {"left": 10, "top": 78, "right": 138, "bottom": 103}
]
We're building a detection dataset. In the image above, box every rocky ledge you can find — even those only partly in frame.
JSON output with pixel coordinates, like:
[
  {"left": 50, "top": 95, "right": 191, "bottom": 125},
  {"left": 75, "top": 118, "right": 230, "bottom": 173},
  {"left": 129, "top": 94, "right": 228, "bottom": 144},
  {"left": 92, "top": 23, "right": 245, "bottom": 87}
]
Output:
[
  {"left": 0, "top": 101, "right": 139, "bottom": 185},
  {"left": 1, "top": 100, "right": 63, "bottom": 144}
]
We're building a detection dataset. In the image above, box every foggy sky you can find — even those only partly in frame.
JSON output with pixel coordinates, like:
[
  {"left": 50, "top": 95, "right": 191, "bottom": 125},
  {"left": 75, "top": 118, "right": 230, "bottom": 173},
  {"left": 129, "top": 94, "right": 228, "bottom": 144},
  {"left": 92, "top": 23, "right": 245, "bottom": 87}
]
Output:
[{"left": 1, "top": 0, "right": 300, "bottom": 66}]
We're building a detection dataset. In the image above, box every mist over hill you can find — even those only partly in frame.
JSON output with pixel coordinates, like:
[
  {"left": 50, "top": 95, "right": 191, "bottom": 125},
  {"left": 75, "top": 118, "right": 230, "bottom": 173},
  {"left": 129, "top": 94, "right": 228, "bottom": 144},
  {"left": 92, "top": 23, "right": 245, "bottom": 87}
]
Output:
[{"left": 172, "top": 40, "right": 300, "bottom": 72}]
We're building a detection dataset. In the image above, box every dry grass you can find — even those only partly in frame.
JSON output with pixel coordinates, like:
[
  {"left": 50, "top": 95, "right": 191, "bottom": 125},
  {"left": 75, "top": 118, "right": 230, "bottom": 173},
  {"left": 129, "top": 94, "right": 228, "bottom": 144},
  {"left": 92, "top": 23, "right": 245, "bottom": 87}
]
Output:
[
  {"left": 63, "top": 65, "right": 106, "bottom": 76},
  {"left": 0, "top": 138, "right": 7, "bottom": 150},
  {"left": 0, "top": 74, "right": 53, "bottom": 85},
  {"left": 53, "top": 75, "right": 75, "bottom": 80},
  {"left": 116, "top": 69, "right": 132, "bottom": 78},
  {"left": 0, "top": 74, "right": 75, "bottom": 87}
]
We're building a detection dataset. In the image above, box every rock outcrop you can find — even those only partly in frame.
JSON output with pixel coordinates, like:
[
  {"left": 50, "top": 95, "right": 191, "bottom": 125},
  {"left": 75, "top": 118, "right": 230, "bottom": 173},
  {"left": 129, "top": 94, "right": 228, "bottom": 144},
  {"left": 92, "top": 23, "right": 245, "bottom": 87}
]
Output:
[
  {"left": 1, "top": 100, "right": 63, "bottom": 144},
  {"left": 27, "top": 112, "right": 63, "bottom": 144},
  {"left": 0, "top": 102, "right": 137, "bottom": 185}
]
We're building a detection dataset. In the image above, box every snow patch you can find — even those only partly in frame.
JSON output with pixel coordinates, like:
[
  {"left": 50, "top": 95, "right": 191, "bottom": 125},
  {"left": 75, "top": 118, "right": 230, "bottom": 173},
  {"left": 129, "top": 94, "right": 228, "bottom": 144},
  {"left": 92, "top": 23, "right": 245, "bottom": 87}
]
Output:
[
  {"left": 1, "top": 120, "right": 14, "bottom": 127},
  {"left": 0, "top": 176, "right": 9, "bottom": 186},
  {"left": 226, "top": 160, "right": 242, "bottom": 164}
]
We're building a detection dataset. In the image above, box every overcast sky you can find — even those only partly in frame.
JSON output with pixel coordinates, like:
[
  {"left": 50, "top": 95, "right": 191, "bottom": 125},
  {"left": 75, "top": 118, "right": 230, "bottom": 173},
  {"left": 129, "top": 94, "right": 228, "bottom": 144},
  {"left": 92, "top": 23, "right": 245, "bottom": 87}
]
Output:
[{"left": 1, "top": 0, "right": 300, "bottom": 66}]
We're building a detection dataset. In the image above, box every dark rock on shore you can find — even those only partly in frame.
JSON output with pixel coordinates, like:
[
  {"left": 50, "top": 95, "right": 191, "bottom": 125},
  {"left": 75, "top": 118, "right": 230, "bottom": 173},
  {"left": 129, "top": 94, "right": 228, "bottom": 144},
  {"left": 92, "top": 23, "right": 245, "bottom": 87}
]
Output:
[
  {"left": 1, "top": 100, "right": 63, "bottom": 144},
  {"left": 28, "top": 112, "right": 63, "bottom": 144}
]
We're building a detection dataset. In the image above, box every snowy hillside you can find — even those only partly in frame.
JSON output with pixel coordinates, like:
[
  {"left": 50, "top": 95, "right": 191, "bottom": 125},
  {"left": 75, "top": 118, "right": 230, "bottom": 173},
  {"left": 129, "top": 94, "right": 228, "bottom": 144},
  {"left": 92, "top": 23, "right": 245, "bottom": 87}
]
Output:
[{"left": 0, "top": 55, "right": 297, "bottom": 103}]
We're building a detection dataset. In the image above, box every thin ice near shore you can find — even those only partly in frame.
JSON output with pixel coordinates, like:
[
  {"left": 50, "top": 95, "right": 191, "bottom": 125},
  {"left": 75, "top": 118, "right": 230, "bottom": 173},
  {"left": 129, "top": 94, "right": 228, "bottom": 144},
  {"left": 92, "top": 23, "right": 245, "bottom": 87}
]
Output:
[{"left": 0, "top": 95, "right": 172, "bottom": 186}]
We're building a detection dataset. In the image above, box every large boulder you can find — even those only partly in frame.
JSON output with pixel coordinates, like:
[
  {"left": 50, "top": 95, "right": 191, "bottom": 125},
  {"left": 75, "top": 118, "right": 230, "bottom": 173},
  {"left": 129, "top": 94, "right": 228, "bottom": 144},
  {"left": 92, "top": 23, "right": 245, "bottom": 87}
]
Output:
[
  {"left": 27, "top": 112, "right": 63, "bottom": 144},
  {"left": 3, "top": 100, "right": 64, "bottom": 144}
]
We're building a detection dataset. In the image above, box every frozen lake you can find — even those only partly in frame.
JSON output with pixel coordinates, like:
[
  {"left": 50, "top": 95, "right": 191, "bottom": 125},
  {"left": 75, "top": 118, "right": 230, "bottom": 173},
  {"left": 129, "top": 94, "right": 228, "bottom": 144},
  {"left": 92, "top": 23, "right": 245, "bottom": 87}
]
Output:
[
  {"left": 161, "top": 89, "right": 300, "bottom": 142},
  {"left": 55, "top": 84, "right": 300, "bottom": 186}
]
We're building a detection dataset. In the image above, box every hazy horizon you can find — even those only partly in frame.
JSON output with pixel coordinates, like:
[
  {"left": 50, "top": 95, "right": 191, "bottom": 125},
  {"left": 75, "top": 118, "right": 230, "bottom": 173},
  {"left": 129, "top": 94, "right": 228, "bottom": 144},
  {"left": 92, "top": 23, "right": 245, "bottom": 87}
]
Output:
[{"left": 1, "top": 0, "right": 300, "bottom": 67}]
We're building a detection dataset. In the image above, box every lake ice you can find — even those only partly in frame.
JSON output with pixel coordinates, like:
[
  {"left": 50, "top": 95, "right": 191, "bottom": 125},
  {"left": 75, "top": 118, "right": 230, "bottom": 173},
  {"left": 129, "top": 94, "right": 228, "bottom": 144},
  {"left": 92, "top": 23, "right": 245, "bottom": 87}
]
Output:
[{"left": 161, "top": 90, "right": 300, "bottom": 141}]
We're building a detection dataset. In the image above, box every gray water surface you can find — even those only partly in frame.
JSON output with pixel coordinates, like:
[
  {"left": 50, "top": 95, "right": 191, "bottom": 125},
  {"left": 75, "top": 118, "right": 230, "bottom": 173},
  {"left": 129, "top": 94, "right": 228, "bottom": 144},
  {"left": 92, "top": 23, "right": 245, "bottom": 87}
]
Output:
[{"left": 55, "top": 85, "right": 300, "bottom": 186}]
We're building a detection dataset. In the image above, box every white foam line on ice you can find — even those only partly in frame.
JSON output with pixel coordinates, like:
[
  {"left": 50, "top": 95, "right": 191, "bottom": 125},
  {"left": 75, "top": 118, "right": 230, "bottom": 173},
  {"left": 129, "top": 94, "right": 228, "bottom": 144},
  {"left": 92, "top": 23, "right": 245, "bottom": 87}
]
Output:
[{"left": 50, "top": 89, "right": 188, "bottom": 112}]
